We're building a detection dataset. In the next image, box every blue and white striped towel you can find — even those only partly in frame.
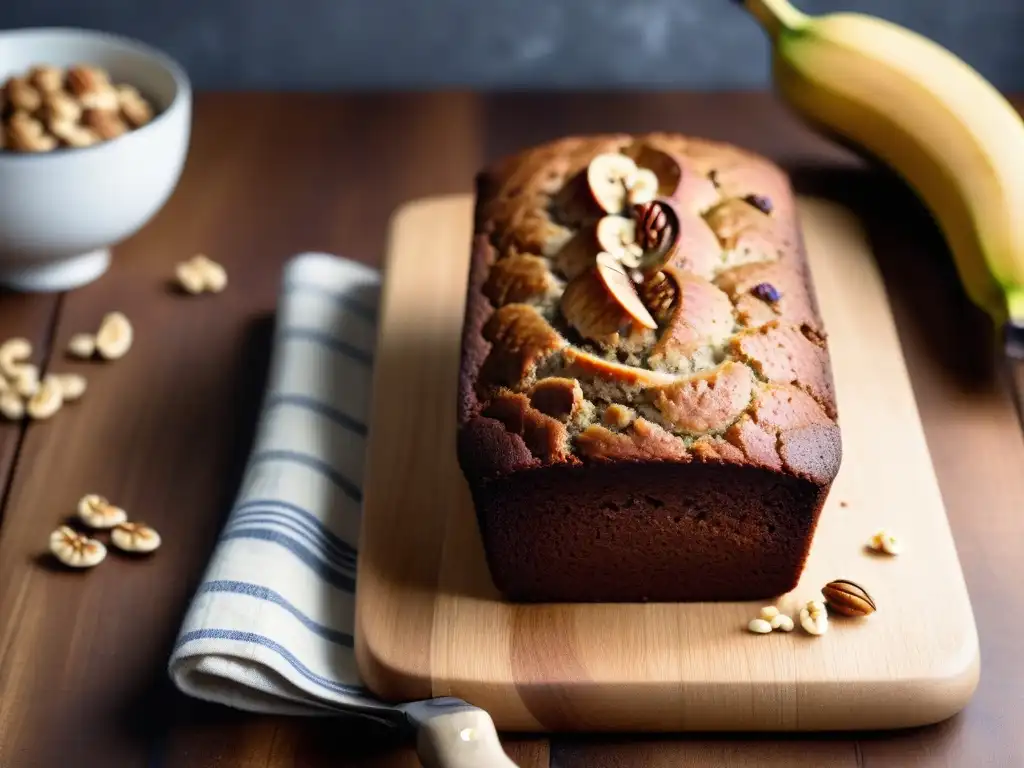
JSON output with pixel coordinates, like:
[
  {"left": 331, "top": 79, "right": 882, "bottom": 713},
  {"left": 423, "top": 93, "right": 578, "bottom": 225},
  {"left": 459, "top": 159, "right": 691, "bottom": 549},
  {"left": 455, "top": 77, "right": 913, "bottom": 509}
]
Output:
[{"left": 169, "top": 252, "right": 392, "bottom": 717}]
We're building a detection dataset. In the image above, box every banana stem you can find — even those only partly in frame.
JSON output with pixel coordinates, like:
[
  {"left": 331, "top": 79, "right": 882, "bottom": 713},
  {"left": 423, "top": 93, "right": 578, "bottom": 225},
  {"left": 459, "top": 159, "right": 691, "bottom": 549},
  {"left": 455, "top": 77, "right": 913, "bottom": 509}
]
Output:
[
  {"left": 1005, "top": 286, "right": 1024, "bottom": 327},
  {"left": 742, "top": 0, "right": 810, "bottom": 38}
]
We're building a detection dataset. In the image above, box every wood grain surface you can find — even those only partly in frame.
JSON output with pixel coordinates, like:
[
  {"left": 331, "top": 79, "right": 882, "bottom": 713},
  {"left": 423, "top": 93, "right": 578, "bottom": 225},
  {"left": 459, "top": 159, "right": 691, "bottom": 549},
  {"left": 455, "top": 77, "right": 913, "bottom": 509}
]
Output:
[
  {"left": 356, "top": 195, "right": 978, "bottom": 733},
  {"left": 0, "top": 92, "right": 1020, "bottom": 766}
]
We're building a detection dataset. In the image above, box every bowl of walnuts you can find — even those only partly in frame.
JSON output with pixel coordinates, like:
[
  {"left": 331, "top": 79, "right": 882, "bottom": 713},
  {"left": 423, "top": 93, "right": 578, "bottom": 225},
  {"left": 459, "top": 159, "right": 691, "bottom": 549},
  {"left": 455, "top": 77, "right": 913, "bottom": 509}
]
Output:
[{"left": 0, "top": 27, "right": 191, "bottom": 292}]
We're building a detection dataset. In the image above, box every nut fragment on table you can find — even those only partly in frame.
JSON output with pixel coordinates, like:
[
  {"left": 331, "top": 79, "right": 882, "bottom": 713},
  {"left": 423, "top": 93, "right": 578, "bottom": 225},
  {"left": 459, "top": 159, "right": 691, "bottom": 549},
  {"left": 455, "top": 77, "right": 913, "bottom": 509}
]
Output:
[
  {"left": 67, "top": 333, "right": 97, "bottom": 359},
  {"left": 95, "top": 311, "right": 133, "bottom": 360},
  {"left": 770, "top": 613, "right": 795, "bottom": 632},
  {"left": 868, "top": 529, "right": 902, "bottom": 556},
  {"left": 26, "top": 374, "right": 63, "bottom": 420},
  {"left": 53, "top": 372, "right": 87, "bottom": 401},
  {"left": 747, "top": 618, "right": 772, "bottom": 634},
  {"left": 0, "top": 337, "right": 32, "bottom": 378},
  {"left": 77, "top": 494, "right": 128, "bottom": 529},
  {"left": 799, "top": 600, "right": 829, "bottom": 636},
  {"left": 49, "top": 526, "right": 106, "bottom": 568},
  {"left": 822, "top": 579, "right": 877, "bottom": 617},
  {"left": 12, "top": 364, "right": 40, "bottom": 398},
  {"left": 749, "top": 606, "right": 794, "bottom": 633},
  {"left": 0, "top": 391, "right": 24, "bottom": 420},
  {"left": 111, "top": 522, "right": 161, "bottom": 553},
  {"left": 175, "top": 254, "right": 228, "bottom": 295},
  {"left": 758, "top": 605, "right": 779, "bottom": 621}
]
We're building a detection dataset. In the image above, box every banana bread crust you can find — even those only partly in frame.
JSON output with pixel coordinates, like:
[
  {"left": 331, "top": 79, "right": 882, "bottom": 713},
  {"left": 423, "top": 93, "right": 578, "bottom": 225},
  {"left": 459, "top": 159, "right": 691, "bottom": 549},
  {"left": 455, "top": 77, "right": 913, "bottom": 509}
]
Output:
[{"left": 457, "top": 133, "right": 841, "bottom": 602}]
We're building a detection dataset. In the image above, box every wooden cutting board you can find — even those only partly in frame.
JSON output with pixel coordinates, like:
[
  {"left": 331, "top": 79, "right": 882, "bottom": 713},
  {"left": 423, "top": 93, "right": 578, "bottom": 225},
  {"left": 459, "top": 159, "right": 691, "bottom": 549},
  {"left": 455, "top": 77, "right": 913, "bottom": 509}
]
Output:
[{"left": 354, "top": 194, "right": 979, "bottom": 733}]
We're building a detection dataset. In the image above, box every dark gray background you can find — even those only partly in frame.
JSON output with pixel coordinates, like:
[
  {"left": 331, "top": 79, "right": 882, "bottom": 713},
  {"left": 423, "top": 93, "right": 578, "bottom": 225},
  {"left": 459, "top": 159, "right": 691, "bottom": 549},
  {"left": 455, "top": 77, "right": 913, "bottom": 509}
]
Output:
[{"left": 1, "top": 0, "right": 1020, "bottom": 91}]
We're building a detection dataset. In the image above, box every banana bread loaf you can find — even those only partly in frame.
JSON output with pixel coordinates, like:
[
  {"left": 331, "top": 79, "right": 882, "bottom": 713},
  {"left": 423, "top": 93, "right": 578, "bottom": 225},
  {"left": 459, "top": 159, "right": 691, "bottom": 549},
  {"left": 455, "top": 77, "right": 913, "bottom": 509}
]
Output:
[{"left": 457, "top": 133, "right": 841, "bottom": 603}]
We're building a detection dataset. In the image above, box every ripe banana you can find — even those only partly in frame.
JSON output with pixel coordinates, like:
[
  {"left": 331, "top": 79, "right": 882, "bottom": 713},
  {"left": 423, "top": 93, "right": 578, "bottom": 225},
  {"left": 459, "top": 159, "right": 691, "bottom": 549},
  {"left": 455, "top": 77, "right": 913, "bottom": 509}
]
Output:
[{"left": 738, "top": 0, "right": 1024, "bottom": 328}]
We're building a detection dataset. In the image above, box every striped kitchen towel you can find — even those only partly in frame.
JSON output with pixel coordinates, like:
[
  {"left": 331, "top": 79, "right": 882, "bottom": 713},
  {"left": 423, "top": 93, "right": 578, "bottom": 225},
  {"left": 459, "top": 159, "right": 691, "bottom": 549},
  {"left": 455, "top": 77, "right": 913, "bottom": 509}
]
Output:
[{"left": 169, "top": 252, "right": 394, "bottom": 718}]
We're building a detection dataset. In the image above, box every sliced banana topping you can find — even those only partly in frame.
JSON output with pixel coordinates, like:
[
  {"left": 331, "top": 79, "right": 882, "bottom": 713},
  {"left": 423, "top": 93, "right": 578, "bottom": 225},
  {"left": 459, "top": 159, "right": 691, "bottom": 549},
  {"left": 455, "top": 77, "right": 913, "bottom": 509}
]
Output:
[
  {"left": 595, "top": 215, "right": 643, "bottom": 267},
  {"left": 586, "top": 153, "right": 662, "bottom": 215},
  {"left": 560, "top": 253, "right": 656, "bottom": 347},
  {"left": 588, "top": 153, "right": 640, "bottom": 214},
  {"left": 625, "top": 168, "right": 658, "bottom": 206},
  {"left": 595, "top": 253, "right": 657, "bottom": 330}
]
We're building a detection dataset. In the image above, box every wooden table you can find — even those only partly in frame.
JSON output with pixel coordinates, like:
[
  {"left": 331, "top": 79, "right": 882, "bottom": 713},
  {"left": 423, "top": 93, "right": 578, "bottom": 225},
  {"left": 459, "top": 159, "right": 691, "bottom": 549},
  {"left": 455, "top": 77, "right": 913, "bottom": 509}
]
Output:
[{"left": 0, "top": 92, "right": 1021, "bottom": 767}]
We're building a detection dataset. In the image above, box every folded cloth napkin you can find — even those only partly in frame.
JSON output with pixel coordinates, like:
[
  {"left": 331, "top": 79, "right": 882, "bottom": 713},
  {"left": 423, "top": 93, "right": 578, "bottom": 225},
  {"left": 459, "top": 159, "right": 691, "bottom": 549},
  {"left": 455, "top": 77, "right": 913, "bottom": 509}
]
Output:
[{"left": 169, "top": 252, "right": 394, "bottom": 719}]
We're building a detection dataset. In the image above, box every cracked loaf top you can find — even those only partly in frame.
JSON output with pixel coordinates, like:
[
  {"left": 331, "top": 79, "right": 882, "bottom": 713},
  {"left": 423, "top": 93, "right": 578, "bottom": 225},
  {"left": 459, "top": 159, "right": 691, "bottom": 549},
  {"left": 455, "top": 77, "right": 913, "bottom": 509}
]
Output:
[{"left": 458, "top": 133, "right": 841, "bottom": 487}]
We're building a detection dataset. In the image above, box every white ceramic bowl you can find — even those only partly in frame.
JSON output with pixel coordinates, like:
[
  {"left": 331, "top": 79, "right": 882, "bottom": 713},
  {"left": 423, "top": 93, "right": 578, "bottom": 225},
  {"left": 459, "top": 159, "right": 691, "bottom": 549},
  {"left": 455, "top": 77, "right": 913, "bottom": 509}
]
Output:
[{"left": 0, "top": 28, "right": 191, "bottom": 292}]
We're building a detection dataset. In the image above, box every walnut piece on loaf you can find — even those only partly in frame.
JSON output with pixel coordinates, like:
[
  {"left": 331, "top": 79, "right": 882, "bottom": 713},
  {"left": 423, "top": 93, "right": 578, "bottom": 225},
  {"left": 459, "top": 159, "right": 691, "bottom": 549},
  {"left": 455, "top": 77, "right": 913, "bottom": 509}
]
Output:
[
  {"left": 0, "top": 63, "right": 159, "bottom": 153},
  {"left": 457, "top": 133, "right": 842, "bottom": 604}
]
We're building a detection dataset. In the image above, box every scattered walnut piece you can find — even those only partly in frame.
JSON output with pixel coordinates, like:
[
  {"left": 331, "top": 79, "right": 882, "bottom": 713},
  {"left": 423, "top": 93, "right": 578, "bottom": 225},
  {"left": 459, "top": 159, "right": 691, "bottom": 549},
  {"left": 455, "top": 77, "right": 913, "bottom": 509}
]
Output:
[
  {"left": 0, "top": 391, "right": 24, "bottom": 420},
  {"left": 799, "top": 600, "right": 829, "bottom": 636},
  {"left": 868, "top": 529, "right": 902, "bottom": 556},
  {"left": 77, "top": 494, "right": 128, "bottom": 529},
  {"left": 26, "top": 374, "right": 64, "bottom": 420},
  {"left": 747, "top": 618, "right": 772, "bottom": 635},
  {"left": 0, "top": 338, "right": 32, "bottom": 378},
  {"left": 95, "top": 311, "right": 133, "bottom": 360},
  {"left": 54, "top": 372, "right": 87, "bottom": 401},
  {"left": 175, "top": 261, "right": 206, "bottom": 294},
  {"left": 758, "top": 605, "right": 779, "bottom": 621},
  {"left": 49, "top": 526, "right": 106, "bottom": 568},
  {"left": 13, "top": 364, "right": 40, "bottom": 398},
  {"left": 111, "top": 521, "right": 161, "bottom": 553},
  {"left": 67, "top": 333, "right": 97, "bottom": 359},
  {"left": 176, "top": 254, "right": 228, "bottom": 295},
  {"left": 771, "top": 613, "right": 794, "bottom": 632},
  {"left": 748, "top": 605, "right": 794, "bottom": 634}
]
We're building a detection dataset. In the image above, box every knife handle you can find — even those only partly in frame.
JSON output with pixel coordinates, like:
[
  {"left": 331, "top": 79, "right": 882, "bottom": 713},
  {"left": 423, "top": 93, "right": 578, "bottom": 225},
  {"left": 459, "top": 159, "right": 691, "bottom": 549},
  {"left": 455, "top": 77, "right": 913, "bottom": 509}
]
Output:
[{"left": 414, "top": 707, "right": 519, "bottom": 768}]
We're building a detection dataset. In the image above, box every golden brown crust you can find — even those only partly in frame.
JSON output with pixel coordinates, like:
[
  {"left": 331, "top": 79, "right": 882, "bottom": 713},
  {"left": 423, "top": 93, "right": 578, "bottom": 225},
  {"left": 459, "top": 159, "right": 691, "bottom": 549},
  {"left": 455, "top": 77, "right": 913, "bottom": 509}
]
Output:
[
  {"left": 482, "top": 392, "right": 572, "bottom": 463},
  {"left": 649, "top": 361, "right": 755, "bottom": 435},
  {"left": 458, "top": 133, "right": 841, "bottom": 487},
  {"left": 528, "top": 377, "right": 583, "bottom": 422},
  {"left": 478, "top": 303, "right": 565, "bottom": 390},
  {"left": 575, "top": 418, "right": 691, "bottom": 462},
  {"left": 483, "top": 253, "right": 556, "bottom": 306}
]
